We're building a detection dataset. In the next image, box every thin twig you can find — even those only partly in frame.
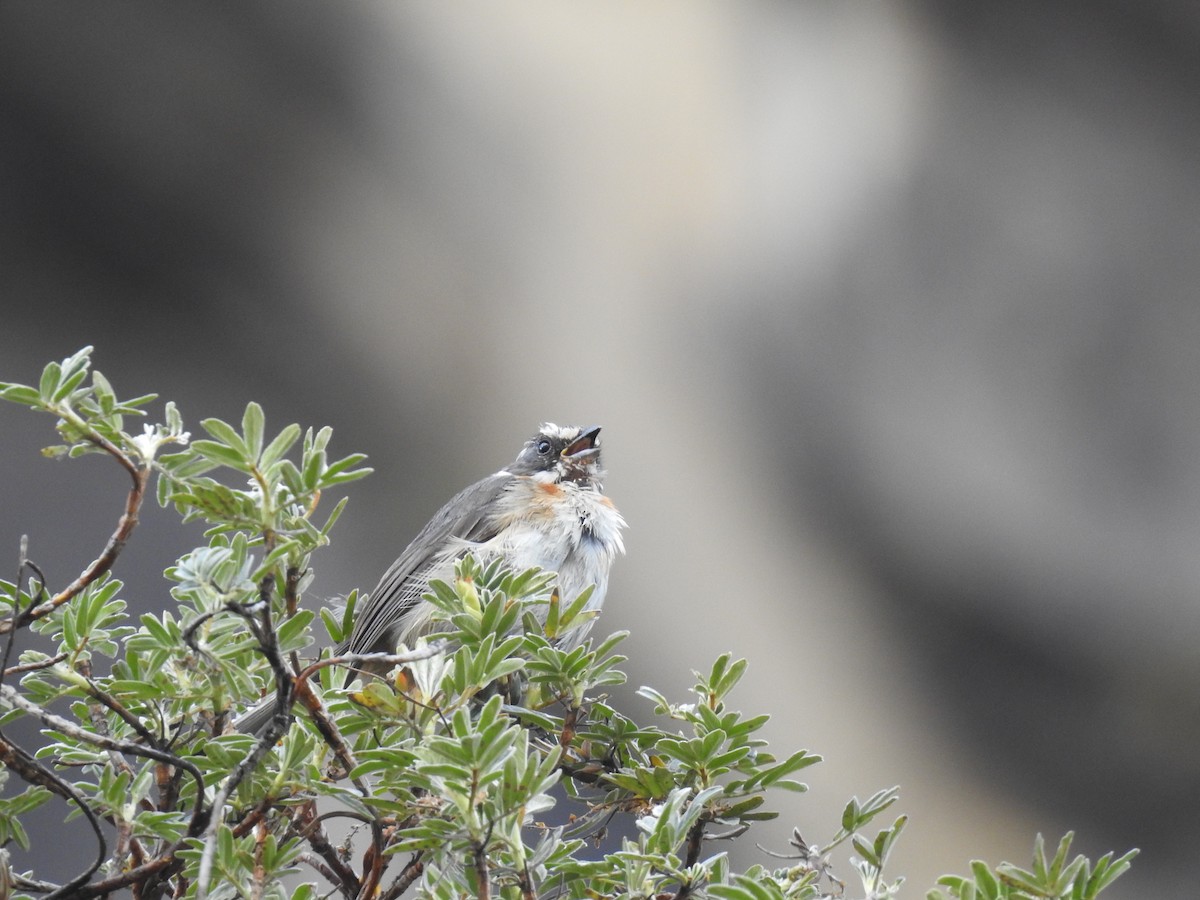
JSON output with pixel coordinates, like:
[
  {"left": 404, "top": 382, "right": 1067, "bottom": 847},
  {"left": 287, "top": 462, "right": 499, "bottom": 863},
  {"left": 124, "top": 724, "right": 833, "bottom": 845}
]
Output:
[
  {"left": 78, "top": 661, "right": 153, "bottom": 873},
  {"left": 195, "top": 577, "right": 294, "bottom": 900},
  {"left": 13, "top": 872, "right": 62, "bottom": 894},
  {"left": 289, "top": 645, "right": 448, "bottom": 787},
  {"left": 558, "top": 705, "right": 579, "bottom": 752},
  {"left": 0, "top": 541, "right": 47, "bottom": 685},
  {"left": 296, "top": 645, "right": 448, "bottom": 685},
  {"left": 554, "top": 757, "right": 610, "bottom": 786},
  {"left": 295, "top": 800, "right": 361, "bottom": 898},
  {"left": 296, "top": 853, "right": 341, "bottom": 891},
  {"left": 3, "top": 652, "right": 68, "bottom": 677},
  {"left": 0, "top": 733, "right": 77, "bottom": 805},
  {"left": 0, "top": 450, "right": 149, "bottom": 633},
  {"left": 285, "top": 564, "right": 303, "bottom": 618},
  {"left": 66, "top": 852, "right": 183, "bottom": 899},
  {"left": 251, "top": 821, "right": 268, "bottom": 900},
  {"left": 0, "top": 682, "right": 207, "bottom": 830},
  {"left": 180, "top": 608, "right": 226, "bottom": 664},
  {"left": 78, "top": 661, "right": 164, "bottom": 750},
  {"left": 380, "top": 854, "right": 424, "bottom": 900},
  {"left": 683, "top": 817, "right": 706, "bottom": 868},
  {"left": 231, "top": 798, "right": 273, "bottom": 839},
  {"left": 0, "top": 735, "right": 107, "bottom": 899}
]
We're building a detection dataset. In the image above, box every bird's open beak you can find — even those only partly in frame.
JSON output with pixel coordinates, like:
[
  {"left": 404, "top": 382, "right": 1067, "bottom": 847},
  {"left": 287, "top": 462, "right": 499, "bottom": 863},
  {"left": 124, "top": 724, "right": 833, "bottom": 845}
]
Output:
[{"left": 562, "top": 425, "right": 601, "bottom": 459}]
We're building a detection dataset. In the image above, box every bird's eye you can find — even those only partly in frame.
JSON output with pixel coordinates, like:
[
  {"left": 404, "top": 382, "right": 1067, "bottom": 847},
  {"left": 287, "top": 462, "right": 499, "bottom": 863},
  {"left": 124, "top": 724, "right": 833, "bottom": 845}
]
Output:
[{"left": 536, "top": 439, "right": 552, "bottom": 455}]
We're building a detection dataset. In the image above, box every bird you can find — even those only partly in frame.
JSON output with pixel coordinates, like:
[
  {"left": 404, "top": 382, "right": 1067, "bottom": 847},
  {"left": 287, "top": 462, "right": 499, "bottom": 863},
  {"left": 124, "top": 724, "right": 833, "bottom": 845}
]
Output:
[{"left": 236, "top": 423, "right": 625, "bottom": 732}]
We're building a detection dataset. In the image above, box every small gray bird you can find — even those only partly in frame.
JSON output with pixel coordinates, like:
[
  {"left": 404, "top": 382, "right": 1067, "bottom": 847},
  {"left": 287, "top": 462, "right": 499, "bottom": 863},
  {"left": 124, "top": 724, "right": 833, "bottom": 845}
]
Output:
[
  {"left": 237, "top": 423, "right": 625, "bottom": 731},
  {"left": 348, "top": 423, "right": 625, "bottom": 664}
]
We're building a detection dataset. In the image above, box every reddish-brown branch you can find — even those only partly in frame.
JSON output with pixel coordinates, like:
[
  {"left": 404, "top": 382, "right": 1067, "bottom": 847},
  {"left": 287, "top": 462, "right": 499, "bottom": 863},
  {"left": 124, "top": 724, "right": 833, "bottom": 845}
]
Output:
[
  {"left": 232, "top": 799, "right": 273, "bottom": 839},
  {"left": 285, "top": 564, "right": 303, "bottom": 617},
  {"left": 68, "top": 851, "right": 182, "bottom": 898},
  {"left": 295, "top": 801, "right": 361, "bottom": 897},
  {"left": 290, "top": 645, "right": 445, "bottom": 779},
  {"left": 361, "top": 840, "right": 387, "bottom": 900},
  {"left": 292, "top": 675, "right": 360, "bottom": 783},
  {"left": 3, "top": 652, "right": 68, "bottom": 676},
  {"left": 516, "top": 862, "right": 537, "bottom": 900},
  {"left": 380, "top": 854, "right": 425, "bottom": 900},
  {"left": 251, "top": 822, "right": 268, "bottom": 900},
  {"left": 559, "top": 705, "right": 579, "bottom": 752},
  {"left": 0, "top": 448, "right": 149, "bottom": 634}
]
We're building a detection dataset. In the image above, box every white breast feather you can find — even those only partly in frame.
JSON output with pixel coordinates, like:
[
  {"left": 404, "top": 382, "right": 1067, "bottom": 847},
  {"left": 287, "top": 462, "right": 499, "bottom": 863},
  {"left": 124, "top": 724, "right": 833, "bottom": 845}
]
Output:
[{"left": 480, "top": 480, "right": 625, "bottom": 646}]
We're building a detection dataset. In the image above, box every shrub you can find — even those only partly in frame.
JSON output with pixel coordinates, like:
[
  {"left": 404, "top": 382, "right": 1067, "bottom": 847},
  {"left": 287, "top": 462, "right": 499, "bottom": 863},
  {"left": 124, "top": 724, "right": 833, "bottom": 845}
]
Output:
[{"left": 0, "top": 349, "right": 1135, "bottom": 900}]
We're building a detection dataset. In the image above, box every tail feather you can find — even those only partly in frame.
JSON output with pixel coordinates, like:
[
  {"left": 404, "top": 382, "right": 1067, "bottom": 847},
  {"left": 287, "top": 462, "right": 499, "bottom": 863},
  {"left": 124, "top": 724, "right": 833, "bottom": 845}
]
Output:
[{"left": 234, "top": 698, "right": 279, "bottom": 734}]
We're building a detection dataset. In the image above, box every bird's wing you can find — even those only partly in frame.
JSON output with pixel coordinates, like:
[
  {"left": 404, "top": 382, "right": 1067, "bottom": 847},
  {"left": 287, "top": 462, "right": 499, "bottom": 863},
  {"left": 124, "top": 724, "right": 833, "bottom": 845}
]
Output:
[{"left": 344, "top": 472, "right": 513, "bottom": 657}]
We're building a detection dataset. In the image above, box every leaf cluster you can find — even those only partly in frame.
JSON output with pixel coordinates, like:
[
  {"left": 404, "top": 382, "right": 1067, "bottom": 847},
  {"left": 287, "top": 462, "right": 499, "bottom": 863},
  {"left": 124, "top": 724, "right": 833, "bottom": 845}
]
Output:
[{"left": 928, "top": 833, "right": 1138, "bottom": 900}]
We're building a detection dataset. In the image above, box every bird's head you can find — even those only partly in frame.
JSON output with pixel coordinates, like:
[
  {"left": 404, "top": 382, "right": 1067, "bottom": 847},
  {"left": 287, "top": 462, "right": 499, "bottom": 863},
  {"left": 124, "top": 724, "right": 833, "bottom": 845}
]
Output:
[{"left": 508, "top": 423, "right": 604, "bottom": 487}]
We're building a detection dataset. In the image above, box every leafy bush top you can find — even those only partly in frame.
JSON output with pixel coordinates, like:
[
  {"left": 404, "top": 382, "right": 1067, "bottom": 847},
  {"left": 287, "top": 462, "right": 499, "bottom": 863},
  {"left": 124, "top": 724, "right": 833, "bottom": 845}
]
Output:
[{"left": 0, "top": 349, "right": 1135, "bottom": 900}]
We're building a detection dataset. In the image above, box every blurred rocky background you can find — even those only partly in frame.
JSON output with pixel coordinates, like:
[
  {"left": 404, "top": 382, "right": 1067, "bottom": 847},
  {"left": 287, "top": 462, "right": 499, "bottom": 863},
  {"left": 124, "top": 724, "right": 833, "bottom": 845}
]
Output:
[{"left": 0, "top": 2, "right": 1195, "bottom": 896}]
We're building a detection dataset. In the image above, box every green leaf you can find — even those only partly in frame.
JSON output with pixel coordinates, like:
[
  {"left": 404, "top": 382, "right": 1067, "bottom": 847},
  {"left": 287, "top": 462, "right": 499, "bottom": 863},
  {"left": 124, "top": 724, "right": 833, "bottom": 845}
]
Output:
[
  {"left": 39, "top": 361, "right": 62, "bottom": 402},
  {"left": 260, "top": 422, "right": 301, "bottom": 471},
  {"left": 200, "top": 416, "right": 250, "bottom": 459},
  {"left": 317, "top": 452, "right": 372, "bottom": 488},
  {"left": 970, "top": 860, "right": 1000, "bottom": 899},
  {"left": 0, "top": 383, "right": 43, "bottom": 406},
  {"left": 53, "top": 365, "right": 89, "bottom": 403},
  {"left": 1085, "top": 848, "right": 1139, "bottom": 896},
  {"left": 241, "top": 401, "right": 265, "bottom": 463},
  {"left": 276, "top": 609, "right": 316, "bottom": 651},
  {"left": 191, "top": 439, "right": 250, "bottom": 470}
]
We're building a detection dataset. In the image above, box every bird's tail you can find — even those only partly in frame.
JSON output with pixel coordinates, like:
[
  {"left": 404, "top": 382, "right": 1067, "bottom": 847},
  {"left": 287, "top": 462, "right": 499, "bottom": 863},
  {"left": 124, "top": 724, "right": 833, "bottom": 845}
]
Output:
[{"left": 233, "top": 697, "right": 278, "bottom": 735}]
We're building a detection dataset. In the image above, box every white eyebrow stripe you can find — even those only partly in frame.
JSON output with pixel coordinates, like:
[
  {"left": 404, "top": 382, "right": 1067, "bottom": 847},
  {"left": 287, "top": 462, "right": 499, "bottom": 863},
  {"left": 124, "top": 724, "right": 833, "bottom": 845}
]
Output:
[{"left": 536, "top": 423, "right": 582, "bottom": 441}]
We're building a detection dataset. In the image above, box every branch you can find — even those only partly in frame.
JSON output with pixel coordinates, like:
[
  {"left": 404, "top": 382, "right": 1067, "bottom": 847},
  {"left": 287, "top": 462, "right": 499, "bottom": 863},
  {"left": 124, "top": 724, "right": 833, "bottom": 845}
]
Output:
[
  {"left": 295, "top": 802, "right": 361, "bottom": 898},
  {"left": 0, "top": 663, "right": 206, "bottom": 896},
  {"left": 77, "top": 659, "right": 165, "bottom": 750},
  {"left": 68, "top": 851, "right": 184, "bottom": 899},
  {"left": 0, "top": 731, "right": 166, "bottom": 897},
  {"left": 3, "top": 652, "right": 68, "bottom": 677},
  {"left": 296, "top": 644, "right": 448, "bottom": 685},
  {"left": 473, "top": 841, "right": 491, "bottom": 900},
  {"left": 0, "top": 541, "right": 47, "bottom": 680},
  {"left": 251, "top": 821, "right": 268, "bottom": 900},
  {"left": 292, "top": 645, "right": 446, "bottom": 779},
  {"left": 555, "top": 756, "right": 612, "bottom": 786},
  {"left": 0, "top": 453, "right": 149, "bottom": 633},
  {"left": 0, "top": 731, "right": 107, "bottom": 899},
  {"left": 380, "top": 853, "right": 424, "bottom": 900},
  {"left": 673, "top": 817, "right": 709, "bottom": 900},
  {"left": 285, "top": 564, "right": 303, "bottom": 618},
  {"left": 559, "top": 705, "right": 579, "bottom": 752},
  {"left": 0, "top": 734, "right": 78, "bottom": 805},
  {"left": 516, "top": 862, "right": 538, "bottom": 900},
  {"left": 195, "top": 577, "right": 294, "bottom": 900},
  {"left": 0, "top": 682, "right": 207, "bottom": 832},
  {"left": 683, "top": 817, "right": 706, "bottom": 868},
  {"left": 291, "top": 643, "right": 449, "bottom": 899}
]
